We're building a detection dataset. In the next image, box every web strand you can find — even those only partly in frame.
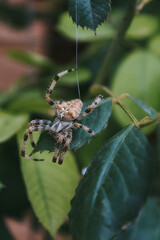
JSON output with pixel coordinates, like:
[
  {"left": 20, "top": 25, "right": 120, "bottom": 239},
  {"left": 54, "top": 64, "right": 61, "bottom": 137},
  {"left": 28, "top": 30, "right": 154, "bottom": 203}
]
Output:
[{"left": 75, "top": 1, "right": 81, "bottom": 99}]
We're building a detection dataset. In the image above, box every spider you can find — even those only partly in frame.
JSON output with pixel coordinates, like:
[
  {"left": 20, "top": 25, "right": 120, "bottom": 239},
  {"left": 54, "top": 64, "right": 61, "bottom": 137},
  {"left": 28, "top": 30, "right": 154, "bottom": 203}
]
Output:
[{"left": 21, "top": 69, "right": 103, "bottom": 164}]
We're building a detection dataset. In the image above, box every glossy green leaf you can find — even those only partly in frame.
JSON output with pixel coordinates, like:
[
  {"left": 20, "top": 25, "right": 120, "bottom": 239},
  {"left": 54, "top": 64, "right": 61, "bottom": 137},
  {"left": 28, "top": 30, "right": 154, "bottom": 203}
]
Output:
[
  {"left": 0, "top": 111, "right": 28, "bottom": 143},
  {"left": 69, "top": 125, "right": 153, "bottom": 240},
  {"left": 8, "top": 49, "right": 54, "bottom": 68},
  {"left": 116, "top": 198, "right": 160, "bottom": 240},
  {"left": 69, "top": 0, "right": 111, "bottom": 31},
  {"left": 127, "top": 14, "right": 159, "bottom": 39},
  {"left": 150, "top": 122, "right": 160, "bottom": 196},
  {"left": 18, "top": 129, "right": 79, "bottom": 237},
  {"left": 32, "top": 98, "right": 112, "bottom": 154},
  {"left": 129, "top": 95, "right": 157, "bottom": 119},
  {"left": 111, "top": 50, "right": 160, "bottom": 132},
  {"left": 57, "top": 12, "right": 114, "bottom": 42}
]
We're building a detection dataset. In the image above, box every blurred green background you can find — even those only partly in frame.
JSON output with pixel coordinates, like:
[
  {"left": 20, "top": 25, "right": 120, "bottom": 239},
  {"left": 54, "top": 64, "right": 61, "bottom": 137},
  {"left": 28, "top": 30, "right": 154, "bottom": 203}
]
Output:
[{"left": 0, "top": 0, "right": 160, "bottom": 239}]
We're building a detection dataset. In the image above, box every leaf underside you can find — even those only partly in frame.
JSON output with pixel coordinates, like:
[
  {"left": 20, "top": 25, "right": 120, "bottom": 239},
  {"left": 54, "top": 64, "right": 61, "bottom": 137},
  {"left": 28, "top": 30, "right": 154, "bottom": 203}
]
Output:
[
  {"left": 32, "top": 98, "right": 112, "bottom": 155},
  {"left": 69, "top": 124, "right": 153, "bottom": 240},
  {"left": 18, "top": 128, "right": 79, "bottom": 237},
  {"left": 69, "top": 0, "right": 111, "bottom": 31}
]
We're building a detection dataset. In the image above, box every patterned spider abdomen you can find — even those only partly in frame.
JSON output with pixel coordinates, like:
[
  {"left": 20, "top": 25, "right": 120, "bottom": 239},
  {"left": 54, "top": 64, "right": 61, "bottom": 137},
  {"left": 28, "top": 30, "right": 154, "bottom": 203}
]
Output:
[{"left": 57, "top": 99, "right": 83, "bottom": 121}]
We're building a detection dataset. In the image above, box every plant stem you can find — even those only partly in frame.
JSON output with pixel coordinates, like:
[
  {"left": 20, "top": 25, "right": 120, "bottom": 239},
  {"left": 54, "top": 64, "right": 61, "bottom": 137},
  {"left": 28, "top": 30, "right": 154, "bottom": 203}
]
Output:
[{"left": 94, "top": 0, "right": 137, "bottom": 84}]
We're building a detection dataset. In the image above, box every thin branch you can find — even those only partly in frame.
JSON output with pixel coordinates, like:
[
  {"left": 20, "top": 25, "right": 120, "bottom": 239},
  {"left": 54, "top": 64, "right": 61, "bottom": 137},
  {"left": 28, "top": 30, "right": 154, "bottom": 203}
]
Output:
[{"left": 94, "top": 0, "right": 137, "bottom": 84}]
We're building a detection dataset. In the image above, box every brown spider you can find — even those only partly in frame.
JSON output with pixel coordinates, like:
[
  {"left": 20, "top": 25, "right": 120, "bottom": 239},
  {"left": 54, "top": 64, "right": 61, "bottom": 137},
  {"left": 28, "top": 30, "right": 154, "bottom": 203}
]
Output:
[{"left": 21, "top": 69, "right": 103, "bottom": 164}]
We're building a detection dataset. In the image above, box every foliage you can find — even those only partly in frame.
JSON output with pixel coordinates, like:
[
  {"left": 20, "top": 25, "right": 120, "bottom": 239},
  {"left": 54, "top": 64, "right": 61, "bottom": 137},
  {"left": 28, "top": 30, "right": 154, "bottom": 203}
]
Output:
[
  {"left": 70, "top": 125, "right": 153, "bottom": 240},
  {"left": 0, "top": 0, "right": 160, "bottom": 239},
  {"left": 69, "top": 0, "right": 111, "bottom": 32},
  {"left": 18, "top": 127, "right": 79, "bottom": 236}
]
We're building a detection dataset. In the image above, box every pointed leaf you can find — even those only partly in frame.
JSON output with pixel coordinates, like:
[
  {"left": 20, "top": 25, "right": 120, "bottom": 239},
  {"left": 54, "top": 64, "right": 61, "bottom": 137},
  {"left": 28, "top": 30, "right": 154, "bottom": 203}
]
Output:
[
  {"left": 57, "top": 12, "right": 114, "bottom": 42},
  {"left": 69, "top": 0, "right": 111, "bottom": 31},
  {"left": 18, "top": 129, "right": 79, "bottom": 237},
  {"left": 129, "top": 95, "right": 157, "bottom": 119},
  {"left": 116, "top": 198, "right": 160, "bottom": 240},
  {"left": 33, "top": 98, "right": 112, "bottom": 154},
  {"left": 0, "top": 111, "right": 28, "bottom": 143},
  {"left": 69, "top": 125, "right": 153, "bottom": 240}
]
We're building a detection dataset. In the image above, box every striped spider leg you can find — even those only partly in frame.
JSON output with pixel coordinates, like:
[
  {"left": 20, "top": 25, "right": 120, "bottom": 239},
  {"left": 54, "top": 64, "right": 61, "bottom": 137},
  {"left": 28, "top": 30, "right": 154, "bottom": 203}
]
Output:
[
  {"left": 21, "top": 119, "right": 52, "bottom": 161},
  {"left": 45, "top": 69, "right": 76, "bottom": 108},
  {"left": 52, "top": 129, "right": 72, "bottom": 165}
]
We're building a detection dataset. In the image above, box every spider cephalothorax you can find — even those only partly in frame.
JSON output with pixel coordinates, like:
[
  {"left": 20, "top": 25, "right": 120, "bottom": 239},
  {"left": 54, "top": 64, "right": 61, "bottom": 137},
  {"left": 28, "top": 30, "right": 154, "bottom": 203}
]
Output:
[{"left": 21, "top": 69, "right": 103, "bottom": 164}]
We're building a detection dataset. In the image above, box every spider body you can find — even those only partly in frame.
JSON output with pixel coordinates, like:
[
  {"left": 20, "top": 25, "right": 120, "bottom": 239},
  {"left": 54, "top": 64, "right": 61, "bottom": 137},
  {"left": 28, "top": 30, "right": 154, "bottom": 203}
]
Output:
[{"left": 21, "top": 69, "right": 103, "bottom": 164}]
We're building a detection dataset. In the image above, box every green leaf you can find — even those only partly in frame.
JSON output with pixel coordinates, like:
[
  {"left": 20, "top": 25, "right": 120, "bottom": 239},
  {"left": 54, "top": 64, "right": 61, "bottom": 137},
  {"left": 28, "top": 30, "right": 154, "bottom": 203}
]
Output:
[
  {"left": 129, "top": 95, "right": 157, "bottom": 119},
  {"left": 7, "top": 90, "right": 49, "bottom": 114},
  {"left": 0, "top": 137, "right": 29, "bottom": 216},
  {"left": 127, "top": 14, "right": 159, "bottom": 39},
  {"left": 148, "top": 34, "right": 160, "bottom": 56},
  {"left": 69, "top": 0, "right": 111, "bottom": 31},
  {"left": 150, "top": 122, "right": 160, "bottom": 197},
  {"left": 18, "top": 129, "right": 79, "bottom": 237},
  {"left": 58, "top": 67, "right": 92, "bottom": 85},
  {"left": 8, "top": 49, "right": 54, "bottom": 68},
  {"left": 0, "top": 111, "right": 28, "bottom": 143},
  {"left": 116, "top": 198, "right": 160, "bottom": 240},
  {"left": 0, "top": 182, "right": 5, "bottom": 190},
  {"left": 57, "top": 12, "right": 114, "bottom": 42},
  {"left": 69, "top": 125, "right": 153, "bottom": 240},
  {"left": 32, "top": 98, "right": 112, "bottom": 154},
  {"left": 111, "top": 50, "right": 160, "bottom": 132},
  {"left": 0, "top": 219, "right": 14, "bottom": 240}
]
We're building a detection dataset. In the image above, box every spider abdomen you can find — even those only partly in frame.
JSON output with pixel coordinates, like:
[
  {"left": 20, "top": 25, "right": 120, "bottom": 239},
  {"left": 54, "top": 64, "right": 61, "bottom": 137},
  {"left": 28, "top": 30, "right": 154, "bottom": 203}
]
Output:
[{"left": 57, "top": 99, "right": 83, "bottom": 121}]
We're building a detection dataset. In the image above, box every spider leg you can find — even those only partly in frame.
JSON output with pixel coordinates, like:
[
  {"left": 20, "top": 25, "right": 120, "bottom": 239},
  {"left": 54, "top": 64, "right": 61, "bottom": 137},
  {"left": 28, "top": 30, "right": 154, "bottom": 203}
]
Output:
[
  {"left": 52, "top": 132, "right": 65, "bottom": 163},
  {"left": 77, "top": 95, "right": 103, "bottom": 121},
  {"left": 58, "top": 129, "right": 72, "bottom": 165},
  {"left": 73, "top": 123, "right": 95, "bottom": 137},
  {"left": 28, "top": 120, "right": 52, "bottom": 147},
  {"left": 21, "top": 125, "right": 52, "bottom": 161},
  {"left": 46, "top": 69, "right": 76, "bottom": 107}
]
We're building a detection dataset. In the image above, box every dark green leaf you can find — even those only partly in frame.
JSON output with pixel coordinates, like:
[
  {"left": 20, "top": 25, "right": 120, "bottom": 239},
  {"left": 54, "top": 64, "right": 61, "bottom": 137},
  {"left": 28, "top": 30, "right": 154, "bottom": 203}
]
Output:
[
  {"left": 150, "top": 122, "right": 160, "bottom": 197},
  {"left": 69, "top": 0, "right": 111, "bottom": 31},
  {"left": 69, "top": 125, "right": 153, "bottom": 240},
  {"left": 33, "top": 98, "right": 112, "bottom": 154},
  {"left": 57, "top": 12, "right": 114, "bottom": 42},
  {"left": 129, "top": 95, "right": 157, "bottom": 119},
  {"left": 0, "top": 219, "right": 14, "bottom": 240},
  {"left": 116, "top": 198, "right": 160, "bottom": 240},
  {"left": 0, "top": 136, "right": 29, "bottom": 217}
]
